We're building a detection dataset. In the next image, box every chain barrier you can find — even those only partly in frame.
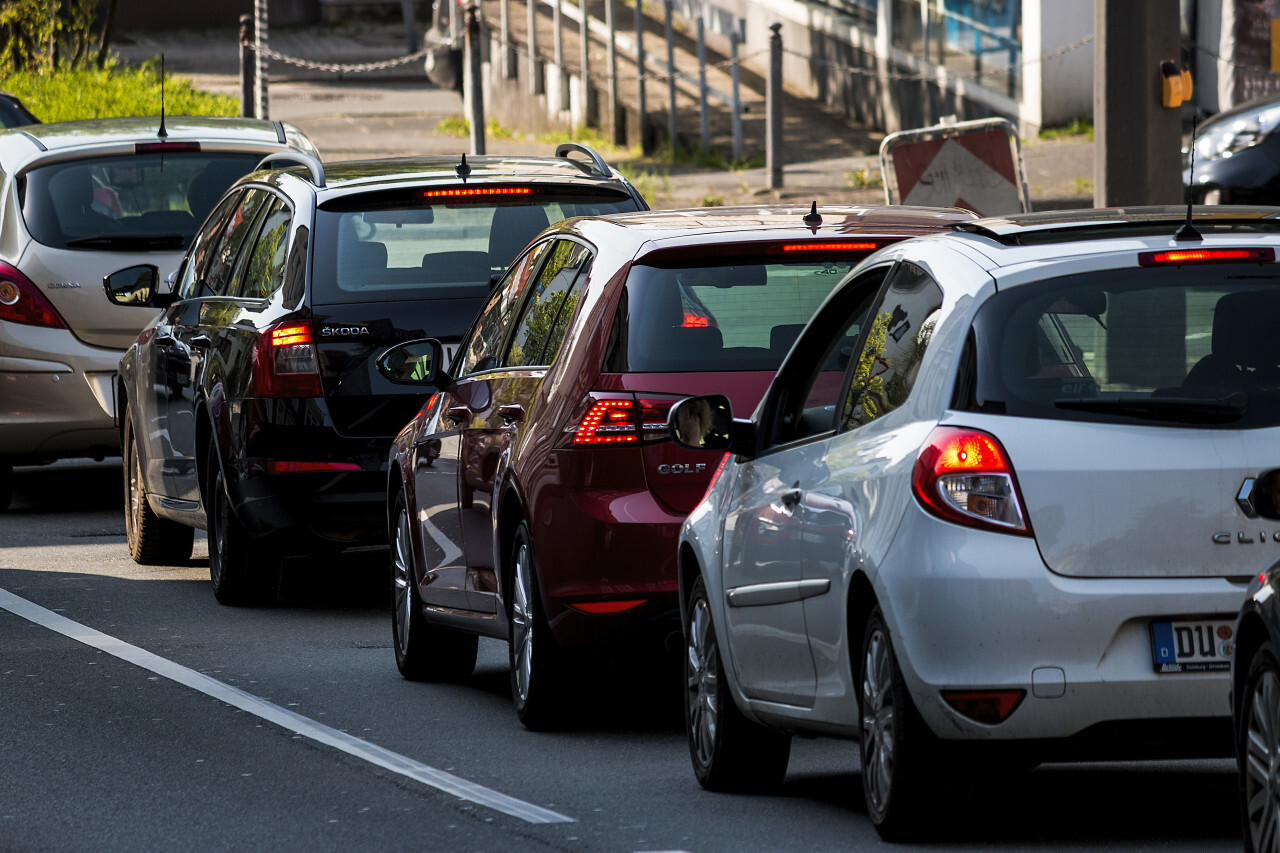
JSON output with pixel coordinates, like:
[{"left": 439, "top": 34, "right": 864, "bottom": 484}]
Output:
[{"left": 252, "top": 42, "right": 434, "bottom": 74}]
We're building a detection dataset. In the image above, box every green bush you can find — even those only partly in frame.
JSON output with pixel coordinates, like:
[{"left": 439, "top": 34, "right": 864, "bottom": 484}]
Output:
[
  {"left": 1, "top": 0, "right": 99, "bottom": 74},
  {"left": 2, "top": 60, "right": 237, "bottom": 122}
]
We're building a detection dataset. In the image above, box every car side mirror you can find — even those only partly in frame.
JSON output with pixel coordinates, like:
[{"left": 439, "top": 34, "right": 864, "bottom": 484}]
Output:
[
  {"left": 377, "top": 338, "right": 453, "bottom": 387},
  {"left": 103, "top": 265, "right": 166, "bottom": 308},
  {"left": 669, "top": 394, "right": 735, "bottom": 451}
]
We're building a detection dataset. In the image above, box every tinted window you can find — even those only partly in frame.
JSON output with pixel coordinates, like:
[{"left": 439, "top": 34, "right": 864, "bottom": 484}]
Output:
[
  {"left": 504, "top": 241, "right": 591, "bottom": 367},
  {"left": 309, "top": 188, "right": 638, "bottom": 306},
  {"left": 456, "top": 241, "right": 550, "bottom": 377},
  {"left": 176, "top": 191, "right": 242, "bottom": 301},
  {"left": 962, "top": 265, "right": 1280, "bottom": 428},
  {"left": 204, "top": 189, "right": 271, "bottom": 297},
  {"left": 843, "top": 262, "right": 944, "bottom": 430},
  {"left": 19, "top": 152, "right": 262, "bottom": 249},
  {"left": 236, "top": 197, "right": 292, "bottom": 299},
  {"left": 610, "top": 258, "right": 858, "bottom": 373}
]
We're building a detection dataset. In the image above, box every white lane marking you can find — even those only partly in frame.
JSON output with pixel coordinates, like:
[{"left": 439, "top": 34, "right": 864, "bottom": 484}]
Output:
[{"left": 0, "top": 587, "right": 573, "bottom": 825}]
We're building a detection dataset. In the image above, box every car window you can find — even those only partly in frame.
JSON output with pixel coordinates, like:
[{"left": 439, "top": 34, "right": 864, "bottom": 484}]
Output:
[
  {"left": 176, "top": 190, "right": 242, "bottom": 301},
  {"left": 19, "top": 152, "right": 262, "bottom": 250},
  {"left": 310, "top": 189, "right": 638, "bottom": 306},
  {"left": 204, "top": 189, "right": 271, "bottom": 297},
  {"left": 504, "top": 240, "right": 592, "bottom": 368},
  {"left": 606, "top": 257, "right": 860, "bottom": 373},
  {"left": 455, "top": 241, "right": 550, "bottom": 377},
  {"left": 760, "top": 264, "right": 891, "bottom": 447},
  {"left": 841, "top": 262, "right": 945, "bottom": 431},
  {"left": 233, "top": 197, "right": 292, "bottom": 300},
  {"left": 961, "top": 264, "right": 1280, "bottom": 429}
]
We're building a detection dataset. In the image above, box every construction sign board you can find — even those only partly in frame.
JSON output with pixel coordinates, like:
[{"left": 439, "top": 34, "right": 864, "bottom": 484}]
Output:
[{"left": 879, "top": 117, "right": 1030, "bottom": 217}]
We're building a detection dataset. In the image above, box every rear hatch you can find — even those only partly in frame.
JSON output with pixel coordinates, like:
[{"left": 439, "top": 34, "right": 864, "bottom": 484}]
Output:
[
  {"left": 593, "top": 244, "right": 890, "bottom": 514},
  {"left": 17, "top": 150, "right": 269, "bottom": 349},
  {"left": 964, "top": 255, "right": 1280, "bottom": 580},
  {"left": 310, "top": 184, "right": 644, "bottom": 437}
]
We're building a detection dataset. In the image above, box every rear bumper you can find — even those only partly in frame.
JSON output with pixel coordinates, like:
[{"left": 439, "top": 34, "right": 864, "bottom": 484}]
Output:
[
  {"left": 531, "top": 483, "right": 684, "bottom": 649},
  {"left": 0, "top": 324, "right": 121, "bottom": 461}
]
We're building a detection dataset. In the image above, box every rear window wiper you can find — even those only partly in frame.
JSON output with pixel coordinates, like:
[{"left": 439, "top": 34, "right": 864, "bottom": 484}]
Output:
[
  {"left": 1054, "top": 392, "right": 1248, "bottom": 424},
  {"left": 65, "top": 233, "right": 187, "bottom": 250}
]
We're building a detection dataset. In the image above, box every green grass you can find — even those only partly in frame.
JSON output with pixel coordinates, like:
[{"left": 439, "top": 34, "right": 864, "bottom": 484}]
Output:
[
  {"left": 435, "top": 115, "right": 471, "bottom": 138},
  {"left": 1, "top": 60, "right": 236, "bottom": 122},
  {"left": 1039, "top": 117, "right": 1094, "bottom": 141}
]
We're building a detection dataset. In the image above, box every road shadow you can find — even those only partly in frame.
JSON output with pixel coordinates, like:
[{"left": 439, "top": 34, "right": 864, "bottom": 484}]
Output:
[{"left": 8, "top": 460, "right": 123, "bottom": 514}]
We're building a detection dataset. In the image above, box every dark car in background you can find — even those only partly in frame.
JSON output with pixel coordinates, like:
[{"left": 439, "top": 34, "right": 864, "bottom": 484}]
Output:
[
  {"left": 0, "top": 115, "right": 316, "bottom": 510},
  {"left": 111, "top": 144, "right": 646, "bottom": 604},
  {"left": 377, "top": 204, "right": 975, "bottom": 729},
  {"left": 0, "top": 91, "right": 39, "bottom": 127},
  {"left": 1185, "top": 93, "right": 1280, "bottom": 204}
]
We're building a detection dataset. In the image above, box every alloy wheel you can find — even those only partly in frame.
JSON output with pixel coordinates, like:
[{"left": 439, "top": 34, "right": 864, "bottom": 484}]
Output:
[
  {"left": 1245, "top": 663, "right": 1280, "bottom": 852},
  {"left": 510, "top": 538, "right": 533, "bottom": 705},
  {"left": 392, "top": 506, "right": 413, "bottom": 655},
  {"left": 861, "top": 623, "right": 896, "bottom": 817},
  {"left": 687, "top": 594, "right": 719, "bottom": 770}
]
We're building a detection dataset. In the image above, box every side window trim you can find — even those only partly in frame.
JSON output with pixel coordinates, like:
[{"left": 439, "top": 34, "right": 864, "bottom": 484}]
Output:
[
  {"left": 231, "top": 192, "right": 293, "bottom": 301},
  {"left": 454, "top": 239, "right": 553, "bottom": 379},
  {"left": 502, "top": 237, "right": 594, "bottom": 369}
]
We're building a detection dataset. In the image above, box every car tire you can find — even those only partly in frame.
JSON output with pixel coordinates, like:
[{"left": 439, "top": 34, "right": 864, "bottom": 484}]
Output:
[
  {"left": 1240, "top": 642, "right": 1280, "bottom": 853},
  {"left": 206, "top": 444, "right": 274, "bottom": 606},
  {"left": 860, "top": 607, "right": 939, "bottom": 841},
  {"left": 508, "top": 520, "right": 571, "bottom": 730},
  {"left": 390, "top": 491, "right": 478, "bottom": 681},
  {"left": 123, "top": 405, "right": 194, "bottom": 565},
  {"left": 0, "top": 460, "right": 12, "bottom": 511},
  {"left": 685, "top": 574, "right": 791, "bottom": 792}
]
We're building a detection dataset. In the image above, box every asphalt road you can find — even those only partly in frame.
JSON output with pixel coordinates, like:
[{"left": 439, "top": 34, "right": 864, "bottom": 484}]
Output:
[{"left": 0, "top": 461, "right": 1246, "bottom": 852}]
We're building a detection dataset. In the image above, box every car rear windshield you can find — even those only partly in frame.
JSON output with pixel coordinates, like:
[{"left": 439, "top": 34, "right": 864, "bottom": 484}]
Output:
[
  {"left": 310, "top": 187, "right": 640, "bottom": 305},
  {"left": 605, "top": 258, "right": 859, "bottom": 373},
  {"left": 962, "top": 264, "right": 1280, "bottom": 428},
  {"left": 20, "top": 152, "right": 263, "bottom": 250}
]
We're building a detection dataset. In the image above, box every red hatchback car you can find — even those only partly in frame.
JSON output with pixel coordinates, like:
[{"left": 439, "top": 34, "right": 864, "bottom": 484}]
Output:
[{"left": 378, "top": 204, "right": 974, "bottom": 728}]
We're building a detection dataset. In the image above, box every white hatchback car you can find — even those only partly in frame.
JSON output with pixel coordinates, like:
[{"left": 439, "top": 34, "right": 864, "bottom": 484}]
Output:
[
  {"left": 669, "top": 206, "right": 1280, "bottom": 840},
  {"left": 0, "top": 116, "right": 315, "bottom": 509}
]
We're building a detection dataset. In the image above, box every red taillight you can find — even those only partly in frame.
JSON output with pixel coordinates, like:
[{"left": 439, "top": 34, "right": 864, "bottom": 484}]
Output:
[
  {"left": 568, "top": 600, "right": 647, "bottom": 614},
  {"left": 0, "top": 262, "right": 68, "bottom": 329},
  {"left": 569, "top": 395, "right": 676, "bottom": 445},
  {"left": 574, "top": 399, "right": 637, "bottom": 444},
  {"left": 266, "top": 461, "right": 361, "bottom": 473},
  {"left": 911, "top": 426, "right": 1030, "bottom": 536},
  {"left": 135, "top": 141, "right": 201, "bottom": 153},
  {"left": 941, "top": 689, "right": 1025, "bottom": 724},
  {"left": 250, "top": 320, "right": 323, "bottom": 398},
  {"left": 421, "top": 187, "right": 536, "bottom": 200},
  {"left": 1138, "top": 247, "right": 1274, "bottom": 266},
  {"left": 681, "top": 312, "right": 710, "bottom": 328}
]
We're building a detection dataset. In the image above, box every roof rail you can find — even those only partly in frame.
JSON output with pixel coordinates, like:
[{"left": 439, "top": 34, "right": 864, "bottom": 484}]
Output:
[
  {"left": 256, "top": 151, "right": 325, "bottom": 187},
  {"left": 555, "top": 142, "right": 610, "bottom": 178},
  {"left": 953, "top": 206, "right": 1280, "bottom": 247}
]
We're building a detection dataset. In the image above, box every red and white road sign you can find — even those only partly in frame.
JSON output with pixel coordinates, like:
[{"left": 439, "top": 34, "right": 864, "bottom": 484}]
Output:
[{"left": 879, "top": 117, "right": 1029, "bottom": 217}]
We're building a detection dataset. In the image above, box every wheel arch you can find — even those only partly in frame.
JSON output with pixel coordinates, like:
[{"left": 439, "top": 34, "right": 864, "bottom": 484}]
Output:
[
  {"left": 497, "top": 481, "right": 526, "bottom": 608},
  {"left": 1234, "top": 608, "right": 1271, "bottom": 722},
  {"left": 846, "top": 569, "right": 878, "bottom": 675}
]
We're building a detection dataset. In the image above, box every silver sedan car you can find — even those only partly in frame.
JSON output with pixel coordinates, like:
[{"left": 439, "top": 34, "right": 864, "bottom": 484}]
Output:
[
  {"left": 670, "top": 206, "right": 1280, "bottom": 840},
  {"left": 0, "top": 116, "right": 315, "bottom": 509}
]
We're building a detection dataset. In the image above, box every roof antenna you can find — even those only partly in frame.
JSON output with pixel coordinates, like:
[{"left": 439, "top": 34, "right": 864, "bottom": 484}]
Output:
[
  {"left": 456, "top": 152, "right": 471, "bottom": 183},
  {"left": 157, "top": 53, "right": 168, "bottom": 139},
  {"left": 803, "top": 200, "right": 822, "bottom": 234},
  {"left": 1175, "top": 114, "right": 1200, "bottom": 242}
]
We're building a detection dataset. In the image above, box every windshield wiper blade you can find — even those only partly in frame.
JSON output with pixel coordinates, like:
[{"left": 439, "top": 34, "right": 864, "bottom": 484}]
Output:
[
  {"left": 1054, "top": 392, "right": 1248, "bottom": 424},
  {"left": 66, "top": 233, "right": 186, "bottom": 250}
]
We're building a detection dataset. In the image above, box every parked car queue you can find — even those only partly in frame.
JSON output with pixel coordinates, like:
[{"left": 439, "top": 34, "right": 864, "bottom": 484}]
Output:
[{"left": 6, "top": 114, "right": 1280, "bottom": 846}]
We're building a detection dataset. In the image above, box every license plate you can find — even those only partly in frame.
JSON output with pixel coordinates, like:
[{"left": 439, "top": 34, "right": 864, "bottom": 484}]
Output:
[{"left": 1150, "top": 619, "right": 1235, "bottom": 673}]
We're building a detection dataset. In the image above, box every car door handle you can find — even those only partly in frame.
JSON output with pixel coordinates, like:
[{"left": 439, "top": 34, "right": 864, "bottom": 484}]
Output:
[
  {"left": 446, "top": 405, "right": 471, "bottom": 422},
  {"left": 497, "top": 404, "right": 524, "bottom": 425},
  {"left": 780, "top": 483, "right": 803, "bottom": 508},
  {"left": 190, "top": 334, "right": 212, "bottom": 348}
]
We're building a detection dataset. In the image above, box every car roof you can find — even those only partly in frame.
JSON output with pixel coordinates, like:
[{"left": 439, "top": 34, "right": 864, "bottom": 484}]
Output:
[
  {"left": 0, "top": 115, "right": 308, "bottom": 175},
  {"left": 261, "top": 146, "right": 639, "bottom": 198},
  {"left": 563, "top": 204, "right": 976, "bottom": 254}
]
